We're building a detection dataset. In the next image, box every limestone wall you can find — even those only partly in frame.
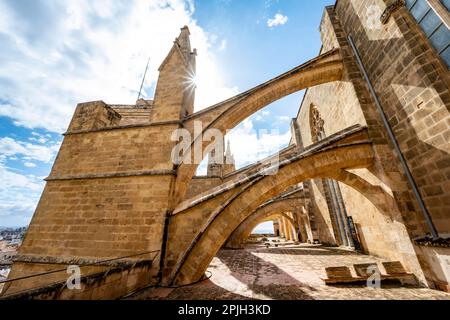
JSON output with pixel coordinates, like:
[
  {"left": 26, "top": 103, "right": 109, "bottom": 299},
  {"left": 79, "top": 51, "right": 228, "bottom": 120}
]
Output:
[
  {"left": 334, "top": 0, "right": 450, "bottom": 291},
  {"left": 111, "top": 105, "right": 153, "bottom": 126},
  {"left": 50, "top": 125, "right": 177, "bottom": 178},
  {"left": 295, "top": 3, "right": 441, "bottom": 286},
  {"left": 335, "top": 0, "right": 450, "bottom": 236},
  {"left": 185, "top": 177, "right": 223, "bottom": 200},
  {"left": 67, "top": 101, "right": 121, "bottom": 133},
  {"left": 21, "top": 175, "right": 171, "bottom": 258},
  {"left": 6, "top": 103, "right": 182, "bottom": 294}
]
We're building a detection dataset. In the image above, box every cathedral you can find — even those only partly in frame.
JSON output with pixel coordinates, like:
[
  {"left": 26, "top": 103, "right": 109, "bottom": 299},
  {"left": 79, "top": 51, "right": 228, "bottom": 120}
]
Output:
[{"left": 1, "top": 0, "right": 449, "bottom": 300}]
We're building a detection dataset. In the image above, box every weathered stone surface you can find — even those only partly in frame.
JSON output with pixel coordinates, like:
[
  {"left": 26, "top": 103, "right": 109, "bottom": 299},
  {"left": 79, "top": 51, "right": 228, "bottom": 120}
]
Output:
[
  {"left": 130, "top": 245, "right": 450, "bottom": 300},
  {"left": 4, "top": 2, "right": 450, "bottom": 299}
]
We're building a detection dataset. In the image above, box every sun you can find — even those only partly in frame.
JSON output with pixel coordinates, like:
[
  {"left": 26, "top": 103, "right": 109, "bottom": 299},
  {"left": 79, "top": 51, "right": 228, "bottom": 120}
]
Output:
[{"left": 183, "top": 69, "right": 198, "bottom": 93}]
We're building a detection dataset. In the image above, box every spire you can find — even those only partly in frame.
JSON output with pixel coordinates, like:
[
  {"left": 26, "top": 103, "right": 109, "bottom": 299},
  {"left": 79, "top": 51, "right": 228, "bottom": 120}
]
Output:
[
  {"left": 225, "top": 140, "right": 235, "bottom": 165},
  {"left": 158, "top": 25, "right": 196, "bottom": 72},
  {"left": 153, "top": 26, "right": 197, "bottom": 122},
  {"left": 223, "top": 140, "right": 236, "bottom": 176},
  {"left": 177, "top": 26, "right": 193, "bottom": 65}
]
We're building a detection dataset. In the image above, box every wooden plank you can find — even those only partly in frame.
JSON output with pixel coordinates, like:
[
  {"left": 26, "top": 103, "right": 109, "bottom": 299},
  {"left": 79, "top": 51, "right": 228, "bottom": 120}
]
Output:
[
  {"left": 353, "top": 263, "right": 380, "bottom": 277},
  {"left": 325, "top": 266, "right": 352, "bottom": 279},
  {"left": 383, "top": 261, "right": 407, "bottom": 275}
]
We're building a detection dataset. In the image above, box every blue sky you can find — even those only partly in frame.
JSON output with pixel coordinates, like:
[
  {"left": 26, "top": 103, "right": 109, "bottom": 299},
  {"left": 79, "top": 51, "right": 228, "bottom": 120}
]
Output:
[{"left": 0, "top": 0, "right": 334, "bottom": 227}]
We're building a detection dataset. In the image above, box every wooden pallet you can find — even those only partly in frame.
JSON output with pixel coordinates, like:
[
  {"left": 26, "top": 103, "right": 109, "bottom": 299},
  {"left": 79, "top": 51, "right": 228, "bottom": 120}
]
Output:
[{"left": 322, "top": 261, "right": 416, "bottom": 286}]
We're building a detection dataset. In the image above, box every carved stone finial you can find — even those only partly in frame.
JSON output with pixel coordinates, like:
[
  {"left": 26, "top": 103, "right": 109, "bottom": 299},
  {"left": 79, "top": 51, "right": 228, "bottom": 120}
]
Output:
[
  {"left": 380, "top": 0, "right": 406, "bottom": 25},
  {"left": 310, "top": 104, "right": 325, "bottom": 143}
]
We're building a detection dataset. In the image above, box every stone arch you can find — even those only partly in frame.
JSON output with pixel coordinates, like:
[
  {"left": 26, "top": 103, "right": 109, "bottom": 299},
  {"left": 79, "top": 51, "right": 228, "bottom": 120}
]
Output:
[
  {"left": 168, "top": 140, "right": 374, "bottom": 285},
  {"left": 170, "top": 49, "right": 344, "bottom": 208},
  {"left": 225, "top": 198, "right": 301, "bottom": 249},
  {"left": 321, "top": 169, "right": 399, "bottom": 221},
  {"left": 253, "top": 212, "right": 296, "bottom": 236},
  {"left": 246, "top": 212, "right": 296, "bottom": 240}
]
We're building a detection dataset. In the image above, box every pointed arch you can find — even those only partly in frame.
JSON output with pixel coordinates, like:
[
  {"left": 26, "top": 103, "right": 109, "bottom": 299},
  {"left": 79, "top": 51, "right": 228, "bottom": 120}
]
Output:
[
  {"left": 170, "top": 49, "right": 344, "bottom": 209},
  {"left": 167, "top": 137, "right": 374, "bottom": 285},
  {"left": 225, "top": 197, "right": 302, "bottom": 249}
]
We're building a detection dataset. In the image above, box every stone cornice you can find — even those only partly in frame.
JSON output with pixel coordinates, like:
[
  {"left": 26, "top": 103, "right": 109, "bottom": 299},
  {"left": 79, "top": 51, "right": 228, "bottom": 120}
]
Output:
[
  {"left": 63, "top": 120, "right": 183, "bottom": 136},
  {"left": 45, "top": 169, "right": 177, "bottom": 181}
]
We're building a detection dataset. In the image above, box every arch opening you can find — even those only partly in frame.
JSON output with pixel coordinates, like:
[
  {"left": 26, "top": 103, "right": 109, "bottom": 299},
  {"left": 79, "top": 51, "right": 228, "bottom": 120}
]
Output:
[
  {"left": 252, "top": 221, "right": 275, "bottom": 236},
  {"left": 171, "top": 49, "right": 344, "bottom": 208},
  {"left": 195, "top": 91, "right": 304, "bottom": 176},
  {"left": 168, "top": 139, "right": 374, "bottom": 285}
]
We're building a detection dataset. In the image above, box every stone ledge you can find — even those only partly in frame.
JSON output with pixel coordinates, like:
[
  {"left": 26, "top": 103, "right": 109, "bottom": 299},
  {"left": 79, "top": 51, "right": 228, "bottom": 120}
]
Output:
[
  {"left": 0, "top": 259, "right": 152, "bottom": 300},
  {"left": 64, "top": 119, "right": 182, "bottom": 136},
  {"left": 45, "top": 169, "right": 177, "bottom": 181},
  {"left": 414, "top": 236, "right": 450, "bottom": 248},
  {"left": 12, "top": 254, "right": 155, "bottom": 268}
]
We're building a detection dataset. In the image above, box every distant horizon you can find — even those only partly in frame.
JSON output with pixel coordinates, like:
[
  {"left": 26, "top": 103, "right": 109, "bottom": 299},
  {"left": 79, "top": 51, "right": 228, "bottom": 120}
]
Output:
[
  {"left": 253, "top": 230, "right": 275, "bottom": 235},
  {"left": 0, "top": 226, "right": 28, "bottom": 229},
  {"left": 253, "top": 221, "right": 275, "bottom": 234}
]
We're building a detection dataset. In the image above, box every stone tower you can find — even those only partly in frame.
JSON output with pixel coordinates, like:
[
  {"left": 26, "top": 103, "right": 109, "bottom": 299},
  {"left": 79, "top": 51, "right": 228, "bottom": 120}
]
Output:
[
  {"left": 151, "top": 26, "right": 197, "bottom": 122},
  {"left": 207, "top": 139, "right": 235, "bottom": 177},
  {"left": 207, "top": 148, "right": 223, "bottom": 177}
]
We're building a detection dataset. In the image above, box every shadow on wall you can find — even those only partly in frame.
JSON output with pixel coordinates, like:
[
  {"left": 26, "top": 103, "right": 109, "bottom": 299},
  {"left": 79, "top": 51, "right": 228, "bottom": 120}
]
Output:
[
  {"left": 336, "top": 1, "right": 450, "bottom": 288},
  {"left": 355, "top": 223, "right": 368, "bottom": 254},
  {"left": 342, "top": 0, "right": 450, "bottom": 236},
  {"left": 310, "top": 180, "right": 338, "bottom": 245}
]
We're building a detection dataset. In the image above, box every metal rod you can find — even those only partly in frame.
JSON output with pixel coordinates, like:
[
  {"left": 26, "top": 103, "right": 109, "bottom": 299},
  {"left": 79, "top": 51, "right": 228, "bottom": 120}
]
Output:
[
  {"left": 137, "top": 57, "right": 151, "bottom": 102},
  {"left": 333, "top": 180, "right": 355, "bottom": 248},
  {"left": 326, "top": 178, "right": 348, "bottom": 246},
  {"left": 348, "top": 35, "right": 439, "bottom": 239}
]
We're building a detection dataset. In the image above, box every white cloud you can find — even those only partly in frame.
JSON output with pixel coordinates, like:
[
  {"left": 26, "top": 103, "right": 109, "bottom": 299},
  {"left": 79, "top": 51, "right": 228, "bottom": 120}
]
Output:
[
  {"left": 0, "top": 167, "right": 42, "bottom": 192},
  {"left": 0, "top": 136, "right": 59, "bottom": 225},
  {"left": 226, "top": 118, "right": 291, "bottom": 169},
  {"left": 23, "top": 162, "right": 37, "bottom": 168},
  {"left": 0, "top": 137, "right": 60, "bottom": 163},
  {"left": 254, "top": 109, "right": 273, "bottom": 122},
  {"left": 267, "top": 13, "right": 288, "bottom": 28},
  {"left": 0, "top": 0, "right": 240, "bottom": 227},
  {"left": 0, "top": 143, "right": 48, "bottom": 226},
  {"left": 196, "top": 118, "right": 291, "bottom": 176},
  {"left": 277, "top": 116, "right": 291, "bottom": 122},
  {"left": 29, "top": 132, "right": 49, "bottom": 144},
  {"left": 219, "top": 39, "right": 227, "bottom": 51},
  {"left": 0, "top": 0, "right": 237, "bottom": 132},
  {"left": 0, "top": 156, "right": 44, "bottom": 226}
]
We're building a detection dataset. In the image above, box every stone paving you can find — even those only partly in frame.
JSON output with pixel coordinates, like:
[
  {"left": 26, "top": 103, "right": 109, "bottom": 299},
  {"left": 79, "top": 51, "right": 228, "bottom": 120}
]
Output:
[{"left": 131, "top": 243, "right": 450, "bottom": 300}]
